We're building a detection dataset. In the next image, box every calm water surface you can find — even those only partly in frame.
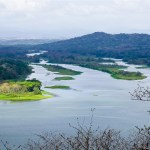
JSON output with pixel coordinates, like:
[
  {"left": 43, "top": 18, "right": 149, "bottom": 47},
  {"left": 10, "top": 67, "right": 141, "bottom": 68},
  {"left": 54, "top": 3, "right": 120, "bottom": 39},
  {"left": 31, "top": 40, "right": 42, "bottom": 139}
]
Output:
[{"left": 0, "top": 60, "right": 149, "bottom": 145}]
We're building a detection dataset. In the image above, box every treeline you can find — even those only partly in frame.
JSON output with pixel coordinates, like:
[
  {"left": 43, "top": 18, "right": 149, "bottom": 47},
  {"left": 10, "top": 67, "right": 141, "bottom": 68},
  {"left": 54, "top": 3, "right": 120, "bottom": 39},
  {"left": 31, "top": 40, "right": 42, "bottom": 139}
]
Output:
[
  {"left": 0, "top": 45, "right": 29, "bottom": 59},
  {"left": 0, "top": 59, "right": 32, "bottom": 81}
]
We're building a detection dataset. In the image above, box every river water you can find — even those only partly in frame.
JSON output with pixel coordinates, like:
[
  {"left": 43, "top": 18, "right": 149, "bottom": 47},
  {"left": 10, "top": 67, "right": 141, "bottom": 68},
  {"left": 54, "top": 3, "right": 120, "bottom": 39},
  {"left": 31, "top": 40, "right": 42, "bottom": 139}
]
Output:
[{"left": 0, "top": 59, "right": 149, "bottom": 145}]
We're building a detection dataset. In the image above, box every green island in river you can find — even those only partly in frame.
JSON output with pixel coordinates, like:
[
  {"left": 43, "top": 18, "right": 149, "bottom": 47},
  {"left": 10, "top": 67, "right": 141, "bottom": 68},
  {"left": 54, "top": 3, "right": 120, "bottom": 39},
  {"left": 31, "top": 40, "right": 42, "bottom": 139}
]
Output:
[
  {"left": 79, "top": 63, "right": 146, "bottom": 80},
  {"left": 0, "top": 79, "right": 53, "bottom": 101},
  {"left": 45, "top": 85, "right": 71, "bottom": 89},
  {"left": 40, "top": 62, "right": 146, "bottom": 80},
  {"left": 40, "top": 64, "right": 82, "bottom": 75},
  {"left": 54, "top": 76, "right": 74, "bottom": 81}
]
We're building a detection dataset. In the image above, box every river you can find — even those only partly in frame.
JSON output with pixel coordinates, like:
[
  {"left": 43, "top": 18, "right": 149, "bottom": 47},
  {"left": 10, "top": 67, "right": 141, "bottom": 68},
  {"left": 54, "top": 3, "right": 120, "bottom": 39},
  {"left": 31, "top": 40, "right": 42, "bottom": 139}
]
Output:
[{"left": 0, "top": 59, "right": 149, "bottom": 145}]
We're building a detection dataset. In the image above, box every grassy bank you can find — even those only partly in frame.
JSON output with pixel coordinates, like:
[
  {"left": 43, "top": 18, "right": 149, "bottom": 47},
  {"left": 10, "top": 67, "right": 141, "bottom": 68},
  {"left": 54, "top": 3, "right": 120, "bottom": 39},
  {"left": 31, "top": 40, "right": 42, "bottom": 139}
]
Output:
[
  {"left": 54, "top": 76, "right": 74, "bottom": 81},
  {"left": 45, "top": 85, "right": 70, "bottom": 89},
  {"left": 0, "top": 93, "right": 52, "bottom": 101},
  {"left": 0, "top": 79, "right": 53, "bottom": 101},
  {"left": 80, "top": 63, "right": 146, "bottom": 80},
  {"left": 40, "top": 64, "right": 82, "bottom": 75}
]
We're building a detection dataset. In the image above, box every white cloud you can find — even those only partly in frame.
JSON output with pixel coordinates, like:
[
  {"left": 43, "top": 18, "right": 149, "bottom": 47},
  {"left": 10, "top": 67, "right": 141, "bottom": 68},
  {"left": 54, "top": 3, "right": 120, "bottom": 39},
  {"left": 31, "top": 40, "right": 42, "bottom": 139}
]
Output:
[{"left": 0, "top": 0, "right": 150, "bottom": 38}]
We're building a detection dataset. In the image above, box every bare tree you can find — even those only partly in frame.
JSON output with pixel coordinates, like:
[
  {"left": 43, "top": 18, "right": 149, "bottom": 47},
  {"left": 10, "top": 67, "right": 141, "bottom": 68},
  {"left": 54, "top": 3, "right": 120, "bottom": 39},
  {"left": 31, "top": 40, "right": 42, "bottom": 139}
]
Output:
[
  {"left": 130, "top": 84, "right": 150, "bottom": 101},
  {"left": 23, "top": 109, "right": 150, "bottom": 150},
  {"left": 128, "top": 126, "right": 150, "bottom": 150},
  {"left": 0, "top": 109, "right": 149, "bottom": 150},
  {"left": 0, "top": 140, "right": 21, "bottom": 150}
]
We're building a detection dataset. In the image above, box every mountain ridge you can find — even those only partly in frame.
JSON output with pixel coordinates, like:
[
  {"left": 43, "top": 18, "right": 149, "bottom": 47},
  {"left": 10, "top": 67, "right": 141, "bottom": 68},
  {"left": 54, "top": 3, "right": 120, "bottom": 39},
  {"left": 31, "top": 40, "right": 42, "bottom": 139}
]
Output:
[{"left": 35, "top": 32, "right": 150, "bottom": 53}]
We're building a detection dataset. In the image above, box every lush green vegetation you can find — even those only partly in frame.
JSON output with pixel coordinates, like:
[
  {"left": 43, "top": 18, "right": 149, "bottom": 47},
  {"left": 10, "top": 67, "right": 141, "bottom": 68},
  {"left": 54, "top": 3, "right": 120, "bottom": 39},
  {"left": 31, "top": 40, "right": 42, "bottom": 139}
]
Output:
[
  {"left": 40, "top": 64, "right": 82, "bottom": 75},
  {"left": 0, "top": 79, "right": 53, "bottom": 101},
  {"left": 0, "top": 59, "right": 32, "bottom": 81},
  {"left": 54, "top": 76, "right": 74, "bottom": 81},
  {"left": 79, "top": 63, "right": 146, "bottom": 80},
  {"left": 111, "top": 70, "right": 146, "bottom": 80},
  {"left": 45, "top": 85, "right": 70, "bottom": 89}
]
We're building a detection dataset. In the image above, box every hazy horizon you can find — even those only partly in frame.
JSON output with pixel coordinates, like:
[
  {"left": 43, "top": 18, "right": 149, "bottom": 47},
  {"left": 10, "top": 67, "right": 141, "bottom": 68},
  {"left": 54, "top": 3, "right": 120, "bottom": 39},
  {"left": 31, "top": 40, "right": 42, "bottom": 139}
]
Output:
[
  {"left": 1, "top": 31, "right": 150, "bottom": 40},
  {"left": 0, "top": 0, "right": 150, "bottom": 39}
]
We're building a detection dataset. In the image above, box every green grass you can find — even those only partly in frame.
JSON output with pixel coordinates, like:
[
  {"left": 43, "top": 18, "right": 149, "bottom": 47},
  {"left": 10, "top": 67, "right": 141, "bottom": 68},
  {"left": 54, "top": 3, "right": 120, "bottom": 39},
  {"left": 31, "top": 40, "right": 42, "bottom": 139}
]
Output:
[
  {"left": 79, "top": 63, "right": 146, "bottom": 80},
  {"left": 0, "top": 80, "right": 54, "bottom": 101},
  {"left": 0, "top": 92, "right": 53, "bottom": 101},
  {"left": 45, "top": 85, "right": 71, "bottom": 89},
  {"left": 54, "top": 76, "right": 74, "bottom": 81},
  {"left": 40, "top": 64, "right": 82, "bottom": 75}
]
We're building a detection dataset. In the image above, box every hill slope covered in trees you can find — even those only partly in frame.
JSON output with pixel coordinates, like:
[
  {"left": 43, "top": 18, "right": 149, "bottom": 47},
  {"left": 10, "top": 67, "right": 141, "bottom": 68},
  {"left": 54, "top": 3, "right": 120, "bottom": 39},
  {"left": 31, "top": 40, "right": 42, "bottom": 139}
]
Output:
[
  {"left": 0, "top": 59, "right": 32, "bottom": 81},
  {"left": 36, "top": 32, "right": 150, "bottom": 66}
]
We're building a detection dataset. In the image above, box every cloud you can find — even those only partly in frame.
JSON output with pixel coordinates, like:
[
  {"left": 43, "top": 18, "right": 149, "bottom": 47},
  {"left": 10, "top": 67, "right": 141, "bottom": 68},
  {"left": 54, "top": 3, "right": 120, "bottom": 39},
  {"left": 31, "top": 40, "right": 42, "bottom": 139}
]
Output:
[{"left": 0, "top": 0, "right": 150, "bottom": 38}]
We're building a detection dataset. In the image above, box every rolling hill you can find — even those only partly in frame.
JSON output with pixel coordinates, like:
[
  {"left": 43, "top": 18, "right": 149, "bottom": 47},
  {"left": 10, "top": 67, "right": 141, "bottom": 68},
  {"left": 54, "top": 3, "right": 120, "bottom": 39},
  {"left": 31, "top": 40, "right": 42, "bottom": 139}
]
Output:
[{"left": 35, "top": 32, "right": 150, "bottom": 66}]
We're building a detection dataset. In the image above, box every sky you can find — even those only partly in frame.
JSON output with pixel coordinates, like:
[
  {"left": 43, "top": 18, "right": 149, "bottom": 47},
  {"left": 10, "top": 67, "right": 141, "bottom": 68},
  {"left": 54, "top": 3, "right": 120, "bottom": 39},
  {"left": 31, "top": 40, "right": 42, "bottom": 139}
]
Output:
[{"left": 0, "top": 0, "right": 150, "bottom": 39}]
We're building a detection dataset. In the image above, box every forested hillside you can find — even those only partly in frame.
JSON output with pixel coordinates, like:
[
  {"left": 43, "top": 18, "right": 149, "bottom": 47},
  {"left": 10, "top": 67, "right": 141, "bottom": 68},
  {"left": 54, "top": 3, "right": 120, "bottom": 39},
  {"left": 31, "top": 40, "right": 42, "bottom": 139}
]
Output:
[
  {"left": 0, "top": 59, "right": 32, "bottom": 81},
  {"left": 36, "top": 32, "right": 150, "bottom": 66},
  {"left": 1, "top": 32, "right": 150, "bottom": 66}
]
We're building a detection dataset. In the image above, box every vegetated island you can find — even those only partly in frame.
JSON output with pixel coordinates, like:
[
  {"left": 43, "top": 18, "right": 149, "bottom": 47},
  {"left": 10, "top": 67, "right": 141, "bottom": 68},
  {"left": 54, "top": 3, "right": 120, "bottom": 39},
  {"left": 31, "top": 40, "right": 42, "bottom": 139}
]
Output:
[
  {"left": 35, "top": 53, "right": 146, "bottom": 80},
  {"left": 0, "top": 59, "right": 54, "bottom": 101},
  {"left": 39, "top": 64, "right": 82, "bottom": 75},
  {"left": 79, "top": 63, "right": 146, "bottom": 80},
  {"left": 135, "top": 65, "right": 149, "bottom": 69},
  {"left": 45, "top": 85, "right": 70, "bottom": 89},
  {"left": 54, "top": 76, "right": 74, "bottom": 81},
  {"left": 0, "top": 79, "right": 53, "bottom": 101}
]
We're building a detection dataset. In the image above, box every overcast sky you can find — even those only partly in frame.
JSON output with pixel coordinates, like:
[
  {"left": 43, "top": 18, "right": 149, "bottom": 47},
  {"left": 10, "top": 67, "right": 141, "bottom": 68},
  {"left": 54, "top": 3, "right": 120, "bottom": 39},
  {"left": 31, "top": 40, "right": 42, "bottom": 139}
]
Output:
[{"left": 0, "top": 0, "right": 150, "bottom": 39}]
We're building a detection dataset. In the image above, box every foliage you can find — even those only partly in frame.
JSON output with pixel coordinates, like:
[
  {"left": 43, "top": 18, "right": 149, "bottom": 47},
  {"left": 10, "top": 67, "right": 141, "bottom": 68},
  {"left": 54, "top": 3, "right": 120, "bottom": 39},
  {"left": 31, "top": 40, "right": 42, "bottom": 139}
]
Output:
[
  {"left": 33, "top": 86, "right": 41, "bottom": 95},
  {"left": 17, "top": 79, "right": 42, "bottom": 92},
  {"left": 0, "top": 79, "right": 52, "bottom": 101},
  {"left": 0, "top": 59, "right": 32, "bottom": 81}
]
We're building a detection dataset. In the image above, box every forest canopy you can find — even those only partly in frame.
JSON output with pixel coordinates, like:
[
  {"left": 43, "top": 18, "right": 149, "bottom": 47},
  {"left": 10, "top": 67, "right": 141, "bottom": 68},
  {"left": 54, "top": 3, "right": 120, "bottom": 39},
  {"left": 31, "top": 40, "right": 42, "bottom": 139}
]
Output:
[{"left": 0, "top": 59, "right": 32, "bottom": 81}]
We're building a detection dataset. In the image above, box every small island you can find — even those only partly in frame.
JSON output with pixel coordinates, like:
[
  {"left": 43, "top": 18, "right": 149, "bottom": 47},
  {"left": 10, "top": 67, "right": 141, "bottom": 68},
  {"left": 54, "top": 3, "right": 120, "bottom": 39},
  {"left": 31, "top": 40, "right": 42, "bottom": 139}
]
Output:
[
  {"left": 40, "top": 64, "right": 82, "bottom": 75},
  {"left": 45, "top": 85, "right": 71, "bottom": 89},
  {"left": 79, "top": 63, "right": 146, "bottom": 80},
  {"left": 54, "top": 76, "right": 74, "bottom": 81},
  {"left": 0, "top": 79, "right": 53, "bottom": 101}
]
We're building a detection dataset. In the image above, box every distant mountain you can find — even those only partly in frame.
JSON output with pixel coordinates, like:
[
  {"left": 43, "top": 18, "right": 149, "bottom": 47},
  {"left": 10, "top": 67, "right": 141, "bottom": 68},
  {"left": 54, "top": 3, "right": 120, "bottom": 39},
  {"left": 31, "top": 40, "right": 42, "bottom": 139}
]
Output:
[
  {"left": 1, "top": 32, "right": 150, "bottom": 66},
  {"left": 36, "top": 32, "right": 150, "bottom": 53},
  {"left": 34, "top": 32, "right": 150, "bottom": 66}
]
